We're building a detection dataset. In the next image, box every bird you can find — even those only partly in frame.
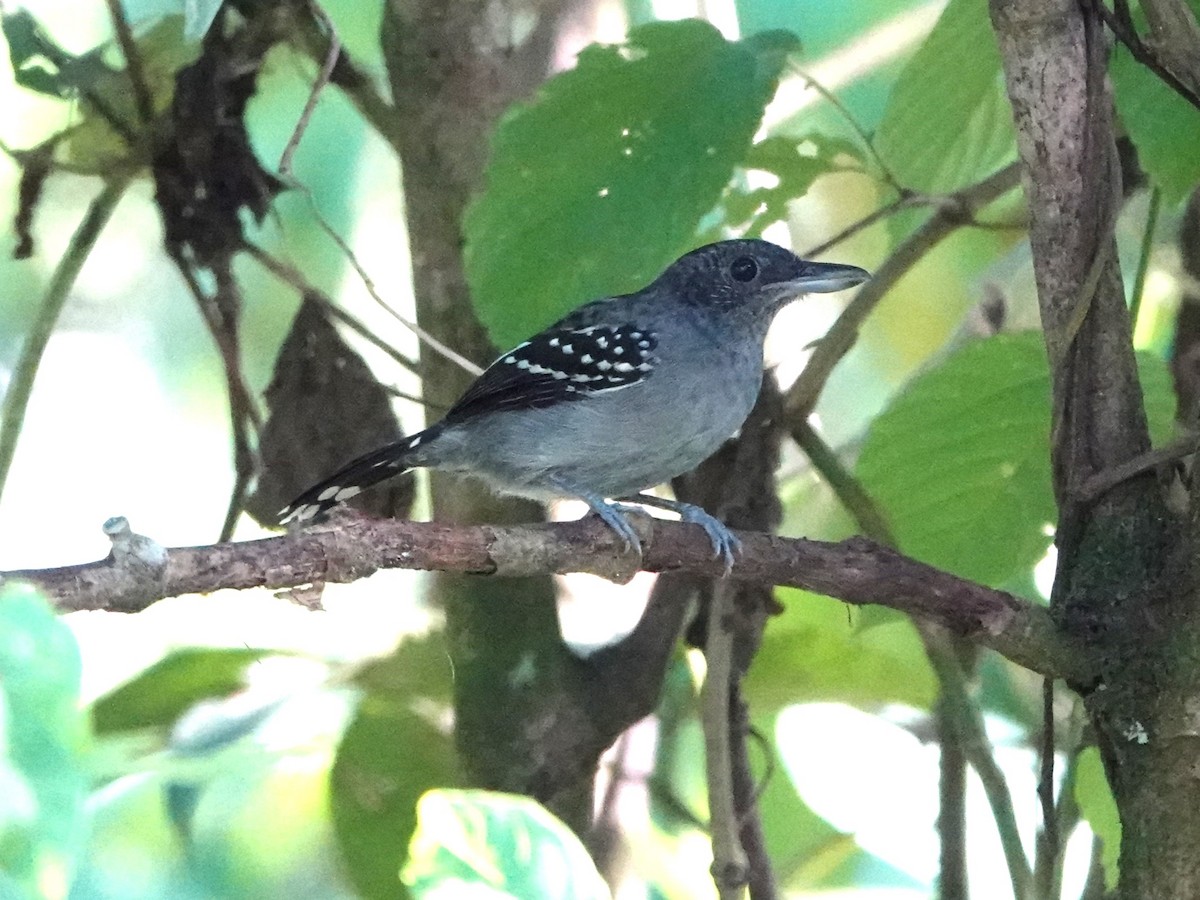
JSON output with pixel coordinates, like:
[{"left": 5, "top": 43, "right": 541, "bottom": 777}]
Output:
[{"left": 280, "top": 239, "right": 868, "bottom": 570}]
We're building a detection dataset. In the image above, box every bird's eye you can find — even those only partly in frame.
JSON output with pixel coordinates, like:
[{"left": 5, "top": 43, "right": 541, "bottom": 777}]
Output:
[{"left": 730, "top": 256, "right": 759, "bottom": 282}]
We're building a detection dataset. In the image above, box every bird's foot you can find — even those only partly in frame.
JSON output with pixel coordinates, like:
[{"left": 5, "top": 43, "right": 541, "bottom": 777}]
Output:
[
  {"left": 589, "top": 501, "right": 644, "bottom": 556},
  {"left": 617, "top": 493, "right": 740, "bottom": 575},
  {"left": 675, "top": 503, "right": 741, "bottom": 575}
]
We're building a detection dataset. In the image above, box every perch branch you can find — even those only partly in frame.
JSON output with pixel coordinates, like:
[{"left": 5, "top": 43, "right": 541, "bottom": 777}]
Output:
[
  {"left": 785, "top": 162, "right": 1022, "bottom": 422},
  {"left": 4, "top": 517, "right": 1089, "bottom": 684}
]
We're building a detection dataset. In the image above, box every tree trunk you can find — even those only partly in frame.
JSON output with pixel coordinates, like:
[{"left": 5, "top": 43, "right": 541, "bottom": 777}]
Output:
[
  {"left": 379, "top": 0, "right": 581, "bottom": 814},
  {"left": 990, "top": 1, "right": 1200, "bottom": 895}
]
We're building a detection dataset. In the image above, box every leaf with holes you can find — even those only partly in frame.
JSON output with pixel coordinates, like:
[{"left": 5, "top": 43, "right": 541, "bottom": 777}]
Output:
[
  {"left": 465, "top": 20, "right": 797, "bottom": 348},
  {"left": 707, "top": 133, "right": 864, "bottom": 240}
]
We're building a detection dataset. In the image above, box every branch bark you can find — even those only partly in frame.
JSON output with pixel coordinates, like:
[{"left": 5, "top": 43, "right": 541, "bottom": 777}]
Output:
[
  {"left": 991, "top": 1, "right": 1198, "bottom": 896},
  {"left": 3, "top": 517, "right": 1089, "bottom": 684}
]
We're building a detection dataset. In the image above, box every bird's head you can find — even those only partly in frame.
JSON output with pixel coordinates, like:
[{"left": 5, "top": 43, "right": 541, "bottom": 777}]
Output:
[{"left": 659, "top": 239, "right": 868, "bottom": 322}]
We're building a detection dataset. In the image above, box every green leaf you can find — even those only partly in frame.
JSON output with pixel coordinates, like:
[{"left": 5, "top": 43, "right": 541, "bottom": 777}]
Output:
[
  {"left": 746, "top": 588, "right": 936, "bottom": 712},
  {"left": 465, "top": 20, "right": 796, "bottom": 348},
  {"left": 1, "top": 10, "right": 114, "bottom": 98},
  {"left": 331, "top": 638, "right": 459, "bottom": 900},
  {"left": 750, "top": 712, "right": 854, "bottom": 888},
  {"left": 91, "top": 647, "right": 270, "bottom": 734},
  {"left": 855, "top": 332, "right": 1175, "bottom": 586},
  {"left": 1075, "top": 747, "right": 1120, "bottom": 890},
  {"left": 66, "top": 15, "right": 202, "bottom": 170},
  {"left": 403, "top": 789, "right": 611, "bottom": 900},
  {"left": 875, "top": 0, "right": 1016, "bottom": 192},
  {"left": 707, "top": 133, "right": 863, "bottom": 239},
  {"left": 1111, "top": 10, "right": 1200, "bottom": 205},
  {"left": 0, "top": 582, "right": 88, "bottom": 895}
]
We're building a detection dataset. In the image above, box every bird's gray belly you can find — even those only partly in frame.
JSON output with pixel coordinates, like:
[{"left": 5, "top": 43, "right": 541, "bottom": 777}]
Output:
[{"left": 433, "top": 365, "right": 761, "bottom": 499}]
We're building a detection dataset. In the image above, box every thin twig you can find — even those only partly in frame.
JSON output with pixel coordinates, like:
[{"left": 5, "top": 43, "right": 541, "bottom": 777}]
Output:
[
  {"left": 168, "top": 256, "right": 261, "bottom": 542},
  {"left": 937, "top": 689, "right": 969, "bottom": 900},
  {"left": 285, "top": 179, "right": 484, "bottom": 377},
  {"left": 786, "top": 161, "right": 1022, "bottom": 422},
  {"left": 788, "top": 421, "right": 894, "bottom": 543},
  {"left": 930, "top": 646, "right": 1032, "bottom": 900},
  {"left": 1035, "top": 705, "right": 1086, "bottom": 899},
  {"left": 730, "top": 684, "right": 778, "bottom": 900},
  {"left": 1097, "top": 0, "right": 1200, "bottom": 112},
  {"left": 1036, "top": 677, "right": 1058, "bottom": 898},
  {"left": 790, "top": 420, "right": 1030, "bottom": 898},
  {"left": 1129, "top": 186, "right": 1161, "bottom": 330},
  {"left": 801, "top": 193, "right": 920, "bottom": 259},
  {"left": 239, "top": 239, "right": 424, "bottom": 380},
  {"left": 285, "top": 2, "right": 406, "bottom": 155},
  {"left": 703, "top": 580, "right": 749, "bottom": 899},
  {"left": 103, "top": 0, "right": 154, "bottom": 124},
  {"left": 787, "top": 62, "right": 904, "bottom": 194},
  {"left": 279, "top": 1, "right": 341, "bottom": 176},
  {"left": 0, "top": 175, "right": 131, "bottom": 506},
  {"left": 1049, "top": 737, "right": 1085, "bottom": 897},
  {"left": 1077, "top": 431, "right": 1200, "bottom": 503}
]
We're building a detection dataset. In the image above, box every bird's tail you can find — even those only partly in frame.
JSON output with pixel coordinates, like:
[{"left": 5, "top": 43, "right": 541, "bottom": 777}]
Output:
[{"left": 278, "top": 425, "right": 441, "bottom": 526}]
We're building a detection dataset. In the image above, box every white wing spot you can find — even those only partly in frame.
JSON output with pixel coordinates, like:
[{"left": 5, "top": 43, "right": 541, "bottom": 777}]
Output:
[
  {"left": 409, "top": 434, "right": 422, "bottom": 447},
  {"left": 517, "top": 359, "right": 531, "bottom": 370},
  {"left": 614, "top": 362, "right": 634, "bottom": 373},
  {"left": 318, "top": 485, "right": 341, "bottom": 502},
  {"left": 336, "top": 485, "right": 362, "bottom": 502},
  {"left": 596, "top": 337, "right": 608, "bottom": 349},
  {"left": 551, "top": 370, "right": 568, "bottom": 380},
  {"left": 637, "top": 362, "right": 653, "bottom": 372},
  {"left": 638, "top": 340, "right": 651, "bottom": 350},
  {"left": 549, "top": 337, "right": 560, "bottom": 347},
  {"left": 560, "top": 344, "right": 574, "bottom": 355},
  {"left": 612, "top": 345, "right": 624, "bottom": 356},
  {"left": 504, "top": 356, "right": 517, "bottom": 364},
  {"left": 581, "top": 354, "right": 593, "bottom": 364},
  {"left": 597, "top": 360, "right": 612, "bottom": 372}
]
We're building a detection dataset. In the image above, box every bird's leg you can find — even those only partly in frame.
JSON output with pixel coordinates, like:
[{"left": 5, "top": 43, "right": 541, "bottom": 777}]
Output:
[
  {"left": 618, "top": 493, "right": 741, "bottom": 574},
  {"left": 549, "top": 477, "right": 643, "bottom": 555}
]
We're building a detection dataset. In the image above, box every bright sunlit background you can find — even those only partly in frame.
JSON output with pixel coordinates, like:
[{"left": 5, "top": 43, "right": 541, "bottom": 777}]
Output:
[{"left": 0, "top": 0, "right": 1183, "bottom": 897}]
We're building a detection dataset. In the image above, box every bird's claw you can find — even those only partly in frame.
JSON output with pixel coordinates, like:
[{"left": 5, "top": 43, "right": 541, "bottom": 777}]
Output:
[
  {"left": 593, "top": 502, "right": 644, "bottom": 557},
  {"left": 679, "top": 507, "right": 741, "bottom": 575}
]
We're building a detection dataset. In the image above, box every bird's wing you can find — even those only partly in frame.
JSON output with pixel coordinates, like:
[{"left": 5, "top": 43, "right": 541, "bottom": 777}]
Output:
[{"left": 445, "top": 322, "right": 659, "bottom": 423}]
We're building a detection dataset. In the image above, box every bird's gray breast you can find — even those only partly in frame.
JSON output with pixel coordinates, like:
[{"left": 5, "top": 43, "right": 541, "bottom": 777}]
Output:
[{"left": 438, "top": 333, "right": 764, "bottom": 498}]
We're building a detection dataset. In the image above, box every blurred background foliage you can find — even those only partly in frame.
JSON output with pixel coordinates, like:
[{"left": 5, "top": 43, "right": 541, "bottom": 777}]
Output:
[{"left": 0, "top": 0, "right": 1190, "bottom": 897}]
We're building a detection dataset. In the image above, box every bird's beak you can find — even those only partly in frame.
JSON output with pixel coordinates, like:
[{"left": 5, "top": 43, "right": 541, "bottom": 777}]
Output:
[{"left": 781, "top": 261, "right": 871, "bottom": 295}]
